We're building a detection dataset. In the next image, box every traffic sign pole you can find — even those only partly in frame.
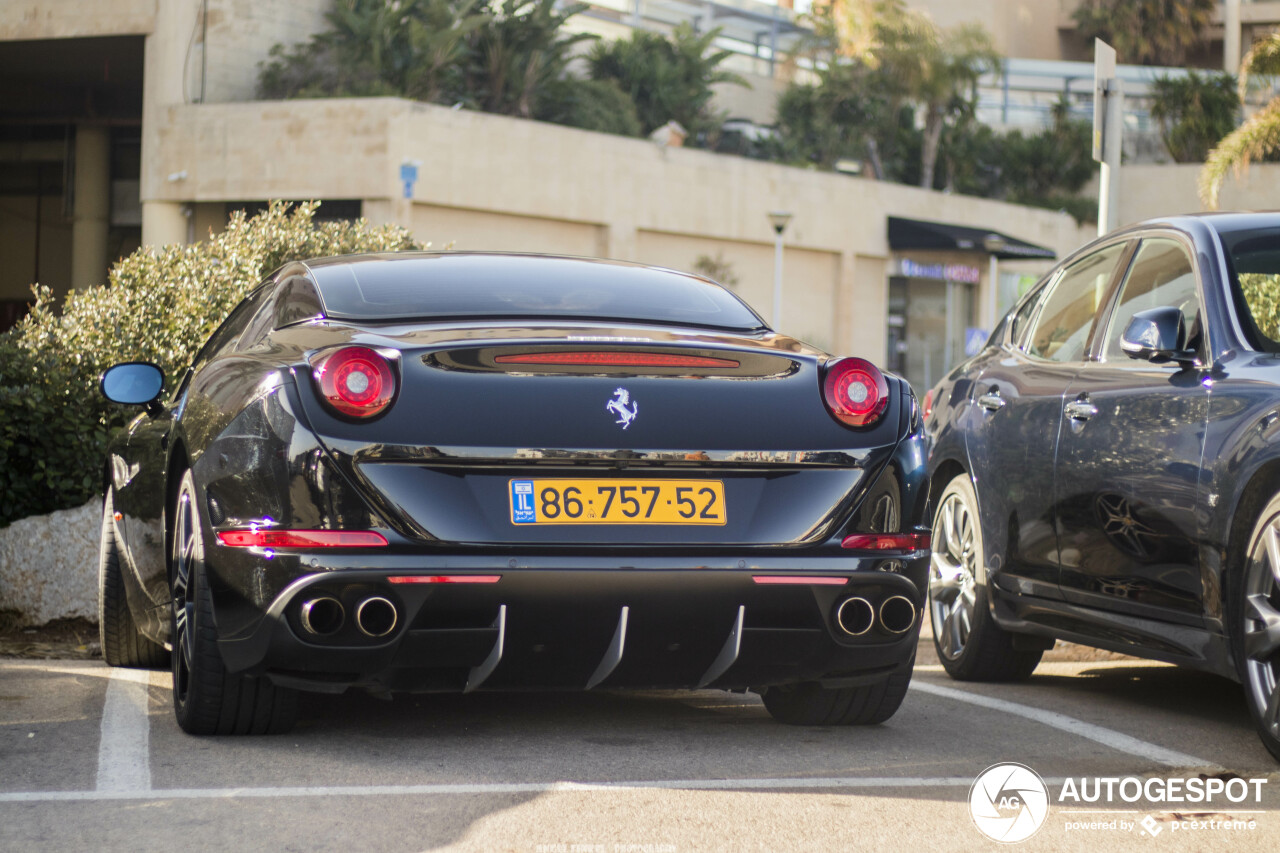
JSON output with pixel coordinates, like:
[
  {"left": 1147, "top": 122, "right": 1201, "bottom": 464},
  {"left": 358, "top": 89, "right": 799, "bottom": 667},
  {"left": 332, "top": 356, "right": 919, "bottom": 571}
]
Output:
[{"left": 1094, "top": 40, "right": 1123, "bottom": 235}]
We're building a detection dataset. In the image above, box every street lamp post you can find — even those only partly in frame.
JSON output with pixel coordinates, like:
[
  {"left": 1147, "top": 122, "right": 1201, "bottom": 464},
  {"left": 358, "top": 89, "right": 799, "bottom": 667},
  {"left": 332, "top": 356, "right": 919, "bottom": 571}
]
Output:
[{"left": 768, "top": 211, "right": 792, "bottom": 329}]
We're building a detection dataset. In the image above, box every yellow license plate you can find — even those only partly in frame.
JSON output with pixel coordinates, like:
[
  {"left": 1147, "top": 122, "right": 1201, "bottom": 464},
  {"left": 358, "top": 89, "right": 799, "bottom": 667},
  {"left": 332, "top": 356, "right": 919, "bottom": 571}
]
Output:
[{"left": 509, "top": 479, "right": 726, "bottom": 525}]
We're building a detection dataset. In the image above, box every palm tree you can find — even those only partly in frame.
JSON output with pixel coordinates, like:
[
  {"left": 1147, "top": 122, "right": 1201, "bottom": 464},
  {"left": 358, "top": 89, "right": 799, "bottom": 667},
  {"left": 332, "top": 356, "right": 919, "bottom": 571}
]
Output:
[
  {"left": 1200, "top": 32, "right": 1280, "bottom": 209},
  {"left": 873, "top": 14, "right": 1000, "bottom": 189},
  {"left": 1072, "top": 0, "right": 1215, "bottom": 67},
  {"left": 803, "top": 1, "right": 999, "bottom": 190}
]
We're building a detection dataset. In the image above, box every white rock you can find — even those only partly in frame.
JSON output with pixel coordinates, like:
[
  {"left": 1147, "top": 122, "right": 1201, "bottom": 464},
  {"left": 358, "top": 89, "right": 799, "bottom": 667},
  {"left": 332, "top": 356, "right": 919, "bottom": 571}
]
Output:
[{"left": 0, "top": 498, "right": 101, "bottom": 627}]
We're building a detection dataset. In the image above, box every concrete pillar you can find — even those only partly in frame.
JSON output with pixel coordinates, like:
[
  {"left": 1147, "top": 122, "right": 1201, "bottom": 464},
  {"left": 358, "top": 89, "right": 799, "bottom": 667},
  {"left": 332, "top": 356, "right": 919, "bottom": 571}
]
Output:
[
  {"left": 1224, "top": 0, "right": 1242, "bottom": 73},
  {"left": 141, "top": 201, "right": 189, "bottom": 248},
  {"left": 71, "top": 125, "right": 110, "bottom": 289},
  {"left": 140, "top": 1, "right": 197, "bottom": 247}
]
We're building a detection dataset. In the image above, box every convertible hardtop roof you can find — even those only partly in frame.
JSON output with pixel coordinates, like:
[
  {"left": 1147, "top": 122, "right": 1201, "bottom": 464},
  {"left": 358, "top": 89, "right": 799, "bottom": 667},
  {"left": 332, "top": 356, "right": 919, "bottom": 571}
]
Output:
[{"left": 297, "top": 251, "right": 767, "bottom": 331}]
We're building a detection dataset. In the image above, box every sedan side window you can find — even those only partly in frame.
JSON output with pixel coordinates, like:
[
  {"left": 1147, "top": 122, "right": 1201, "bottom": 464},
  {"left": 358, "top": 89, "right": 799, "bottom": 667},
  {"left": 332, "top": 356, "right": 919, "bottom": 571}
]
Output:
[
  {"left": 1101, "top": 238, "right": 1200, "bottom": 362},
  {"left": 1008, "top": 281, "right": 1049, "bottom": 351},
  {"left": 1026, "top": 244, "right": 1127, "bottom": 362}
]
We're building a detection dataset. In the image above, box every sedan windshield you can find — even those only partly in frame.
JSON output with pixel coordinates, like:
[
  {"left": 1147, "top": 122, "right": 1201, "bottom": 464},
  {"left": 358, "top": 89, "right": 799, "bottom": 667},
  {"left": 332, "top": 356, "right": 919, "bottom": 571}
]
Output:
[{"left": 1223, "top": 228, "right": 1280, "bottom": 347}]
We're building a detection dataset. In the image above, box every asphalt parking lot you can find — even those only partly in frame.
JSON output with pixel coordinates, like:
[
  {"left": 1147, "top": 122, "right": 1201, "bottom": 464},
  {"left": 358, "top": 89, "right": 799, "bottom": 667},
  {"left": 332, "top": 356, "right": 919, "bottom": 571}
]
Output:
[{"left": 2, "top": 635, "right": 1278, "bottom": 852}]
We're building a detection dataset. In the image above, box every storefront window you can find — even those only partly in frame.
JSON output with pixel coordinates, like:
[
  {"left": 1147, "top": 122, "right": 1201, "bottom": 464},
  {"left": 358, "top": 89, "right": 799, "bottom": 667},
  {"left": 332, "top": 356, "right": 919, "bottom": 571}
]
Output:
[{"left": 886, "top": 268, "right": 978, "bottom": 395}]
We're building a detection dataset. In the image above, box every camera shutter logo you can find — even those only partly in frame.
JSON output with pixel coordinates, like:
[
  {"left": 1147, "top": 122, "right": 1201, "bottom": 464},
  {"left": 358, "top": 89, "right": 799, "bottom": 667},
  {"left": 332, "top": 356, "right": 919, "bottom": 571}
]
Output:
[{"left": 969, "top": 763, "right": 1050, "bottom": 843}]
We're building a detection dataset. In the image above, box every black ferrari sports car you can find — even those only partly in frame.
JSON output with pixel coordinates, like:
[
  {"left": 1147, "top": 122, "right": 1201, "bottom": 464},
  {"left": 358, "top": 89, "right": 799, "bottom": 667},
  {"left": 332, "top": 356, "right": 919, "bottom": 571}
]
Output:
[
  {"left": 924, "top": 213, "right": 1280, "bottom": 760},
  {"left": 98, "top": 252, "right": 929, "bottom": 735}
]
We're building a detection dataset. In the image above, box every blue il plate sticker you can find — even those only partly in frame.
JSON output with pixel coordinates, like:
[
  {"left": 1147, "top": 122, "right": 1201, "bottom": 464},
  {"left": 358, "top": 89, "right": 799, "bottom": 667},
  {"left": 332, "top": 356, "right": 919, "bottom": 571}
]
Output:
[{"left": 510, "top": 480, "right": 536, "bottom": 524}]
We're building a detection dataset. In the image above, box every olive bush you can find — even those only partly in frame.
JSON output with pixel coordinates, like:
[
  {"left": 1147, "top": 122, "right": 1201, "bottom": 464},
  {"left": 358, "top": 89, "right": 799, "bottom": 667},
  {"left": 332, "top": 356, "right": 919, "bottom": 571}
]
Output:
[{"left": 0, "top": 201, "right": 422, "bottom": 527}]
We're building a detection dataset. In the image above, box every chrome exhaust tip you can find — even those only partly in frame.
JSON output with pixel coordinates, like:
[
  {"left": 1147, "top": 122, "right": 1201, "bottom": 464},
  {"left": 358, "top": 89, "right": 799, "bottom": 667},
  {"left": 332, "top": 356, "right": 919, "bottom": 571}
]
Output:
[
  {"left": 835, "top": 597, "right": 875, "bottom": 637},
  {"left": 300, "top": 597, "right": 345, "bottom": 636},
  {"left": 355, "top": 596, "right": 398, "bottom": 638},
  {"left": 878, "top": 595, "right": 917, "bottom": 635}
]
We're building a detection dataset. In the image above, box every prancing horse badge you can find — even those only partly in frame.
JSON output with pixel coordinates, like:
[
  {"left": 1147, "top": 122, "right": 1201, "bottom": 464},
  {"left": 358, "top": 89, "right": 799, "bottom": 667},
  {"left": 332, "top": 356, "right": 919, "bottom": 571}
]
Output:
[{"left": 606, "top": 387, "right": 638, "bottom": 430}]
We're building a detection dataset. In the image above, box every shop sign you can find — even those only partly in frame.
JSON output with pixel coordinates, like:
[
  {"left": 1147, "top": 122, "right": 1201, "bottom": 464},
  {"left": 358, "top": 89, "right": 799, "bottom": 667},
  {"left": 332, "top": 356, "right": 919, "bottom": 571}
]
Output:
[{"left": 898, "top": 259, "right": 982, "bottom": 284}]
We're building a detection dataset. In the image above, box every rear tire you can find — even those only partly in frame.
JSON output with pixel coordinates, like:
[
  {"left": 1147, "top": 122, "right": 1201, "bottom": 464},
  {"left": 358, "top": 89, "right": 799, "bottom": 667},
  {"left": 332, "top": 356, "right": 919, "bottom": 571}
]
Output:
[
  {"left": 170, "top": 470, "right": 297, "bottom": 735},
  {"left": 1234, "top": 493, "right": 1280, "bottom": 761},
  {"left": 929, "top": 473, "right": 1041, "bottom": 681},
  {"left": 760, "top": 657, "right": 914, "bottom": 726},
  {"left": 98, "top": 491, "right": 167, "bottom": 668}
]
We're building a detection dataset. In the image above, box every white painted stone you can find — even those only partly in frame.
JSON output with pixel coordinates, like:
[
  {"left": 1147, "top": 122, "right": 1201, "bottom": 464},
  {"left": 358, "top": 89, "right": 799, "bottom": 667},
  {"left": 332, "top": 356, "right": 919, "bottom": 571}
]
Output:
[{"left": 0, "top": 499, "right": 100, "bottom": 627}]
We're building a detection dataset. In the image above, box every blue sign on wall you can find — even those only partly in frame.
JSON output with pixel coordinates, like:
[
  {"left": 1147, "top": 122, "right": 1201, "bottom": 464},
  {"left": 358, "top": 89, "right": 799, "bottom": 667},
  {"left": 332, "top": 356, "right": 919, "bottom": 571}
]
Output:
[
  {"left": 965, "top": 327, "right": 990, "bottom": 357},
  {"left": 399, "top": 162, "right": 419, "bottom": 199}
]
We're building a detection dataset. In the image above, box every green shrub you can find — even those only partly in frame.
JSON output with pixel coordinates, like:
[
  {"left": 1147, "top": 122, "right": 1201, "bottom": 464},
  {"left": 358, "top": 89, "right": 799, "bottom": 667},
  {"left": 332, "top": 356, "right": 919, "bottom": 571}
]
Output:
[
  {"left": 1151, "top": 71, "right": 1239, "bottom": 163},
  {"left": 535, "top": 77, "right": 642, "bottom": 137},
  {"left": 586, "top": 23, "right": 746, "bottom": 139},
  {"left": 0, "top": 201, "right": 422, "bottom": 528}
]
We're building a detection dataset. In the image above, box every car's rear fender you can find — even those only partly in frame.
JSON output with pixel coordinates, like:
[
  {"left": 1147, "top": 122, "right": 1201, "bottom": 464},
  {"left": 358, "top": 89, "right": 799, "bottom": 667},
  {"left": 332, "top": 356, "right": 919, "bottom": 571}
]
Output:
[{"left": 190, "top": 381, "right": 389, "bottom": 640}]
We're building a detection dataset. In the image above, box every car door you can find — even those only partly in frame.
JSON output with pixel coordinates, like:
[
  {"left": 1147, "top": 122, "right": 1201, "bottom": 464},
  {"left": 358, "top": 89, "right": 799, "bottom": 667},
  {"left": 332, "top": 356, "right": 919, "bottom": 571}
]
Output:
[
  {"left": 1054, "top": 235, "right": 1210, "bottom": 624},
  {"left": 966, "top": 241, "right": 1131, "bottom": 600}
]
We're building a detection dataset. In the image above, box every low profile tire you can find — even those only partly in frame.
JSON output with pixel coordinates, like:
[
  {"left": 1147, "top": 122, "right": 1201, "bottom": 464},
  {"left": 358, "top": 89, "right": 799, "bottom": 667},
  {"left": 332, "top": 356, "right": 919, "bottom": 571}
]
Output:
[
  {"left": 170, "top": 470, "right": 297, "bottom": 735},
  {"left": 1234, "top": 494, "right": 1280, "bottom": 761},
  {"left": 760, "top": 656, "right": 914, "bottom": 726},
  {"left": 929, "top": 473, "right": 1041, "bottom": 682},
  {"left": 98, "top": 490, "right": 168, "bottom": 668}
]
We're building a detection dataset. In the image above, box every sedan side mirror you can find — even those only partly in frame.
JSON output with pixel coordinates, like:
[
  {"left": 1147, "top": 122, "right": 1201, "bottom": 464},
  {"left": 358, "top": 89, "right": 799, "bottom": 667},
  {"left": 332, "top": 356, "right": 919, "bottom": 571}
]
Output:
[
  {"left": 100, "top": 362, "right": 165, "bottom": 415},
  {"left": 1120, "top": 307, "right": 1194, "bottom": 365}
]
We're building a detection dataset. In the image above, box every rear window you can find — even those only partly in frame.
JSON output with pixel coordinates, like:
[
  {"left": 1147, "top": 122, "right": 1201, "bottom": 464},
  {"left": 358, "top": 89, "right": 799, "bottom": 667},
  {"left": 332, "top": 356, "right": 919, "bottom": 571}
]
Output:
[
  {"left": 1222, "top": 229, "right": 1280, "bottom": 348},
  {"left": 308, "top": 254, "right": 765, "bottom": 331}
]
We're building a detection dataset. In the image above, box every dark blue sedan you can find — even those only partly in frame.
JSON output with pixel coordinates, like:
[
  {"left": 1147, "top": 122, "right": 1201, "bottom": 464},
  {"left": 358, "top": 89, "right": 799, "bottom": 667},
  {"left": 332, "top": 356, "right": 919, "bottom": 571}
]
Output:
[{"left": 924, "top": 213, "right": 1280, "bottom": 761}]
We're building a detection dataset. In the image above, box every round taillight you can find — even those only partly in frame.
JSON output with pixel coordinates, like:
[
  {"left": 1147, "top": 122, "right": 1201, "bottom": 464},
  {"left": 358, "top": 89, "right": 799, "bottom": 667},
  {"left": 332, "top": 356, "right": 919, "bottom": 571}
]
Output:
[
  {"left": 822, "top": 357, "right": 889, "bottom": 428},
  {"left": 313, "top": 346, "right": 396, "bottom": 419}
]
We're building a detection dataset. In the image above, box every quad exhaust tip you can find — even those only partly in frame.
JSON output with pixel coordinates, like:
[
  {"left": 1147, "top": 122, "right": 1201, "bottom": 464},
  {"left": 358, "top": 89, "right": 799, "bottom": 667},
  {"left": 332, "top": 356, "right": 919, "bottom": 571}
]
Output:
[
  {"left": 835, "top": 597, "right": 875, "bottom": 636},
  {"left": 356, "top": 596, "right": 399, "bottom": 638},
  {"left": 300, "top": 597, "right": 345, "bottom": 636},
  {"left": 878, "top": 595, "right": 917, "bottom": 635}
]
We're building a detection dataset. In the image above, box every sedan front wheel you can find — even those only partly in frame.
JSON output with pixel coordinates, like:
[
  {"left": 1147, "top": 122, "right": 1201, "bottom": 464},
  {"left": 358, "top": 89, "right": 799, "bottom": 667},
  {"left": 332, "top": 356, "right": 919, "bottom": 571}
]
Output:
[
  {"left": 929, "top": 473, "right": 1042, "bottom": 682},
  {"left": 1237, "top": 494, "right": 1280, "bottom": 760}
]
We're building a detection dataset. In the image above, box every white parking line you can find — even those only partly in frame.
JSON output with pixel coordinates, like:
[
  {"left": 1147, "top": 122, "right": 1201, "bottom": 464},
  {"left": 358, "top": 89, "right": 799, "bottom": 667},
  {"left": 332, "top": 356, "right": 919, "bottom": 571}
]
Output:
[
  {"left": 94, "top": 668, "right": 154, "bottom": 794},
  {"left": 0, "top": 662, "right": 1212, "bottom": 805},
  {"left": 1, "top": 777, "right": 978, "bottom": 803},
  {"left": 909, "top": 680, "right": 1209, "bottom": 768}
]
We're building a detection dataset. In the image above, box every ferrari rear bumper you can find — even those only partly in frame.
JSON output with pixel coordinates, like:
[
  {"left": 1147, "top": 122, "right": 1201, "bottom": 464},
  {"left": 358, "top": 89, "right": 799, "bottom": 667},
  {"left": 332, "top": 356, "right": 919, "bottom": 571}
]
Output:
[{"left": 217, "top": 558, "right": 926, "bottom": 694}]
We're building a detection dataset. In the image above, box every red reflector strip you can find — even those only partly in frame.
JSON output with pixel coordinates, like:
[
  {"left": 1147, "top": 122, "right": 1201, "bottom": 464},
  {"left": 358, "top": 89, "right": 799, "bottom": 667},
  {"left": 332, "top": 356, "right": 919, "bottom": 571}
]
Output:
[
  {"left": 494, "top": 351, "right": 740, "bottom": 369},
  {"left": 216, "top": 530, "right": 388, "bottom": 548},
  {"left": 841, "top": 533, "right": 932, "bottom": 551},
  {"left": 387, "top": 575, "right": 502, "bottom": 584},
  {"left": 752, "top": 576, "right": 849, "bottom": 585}
]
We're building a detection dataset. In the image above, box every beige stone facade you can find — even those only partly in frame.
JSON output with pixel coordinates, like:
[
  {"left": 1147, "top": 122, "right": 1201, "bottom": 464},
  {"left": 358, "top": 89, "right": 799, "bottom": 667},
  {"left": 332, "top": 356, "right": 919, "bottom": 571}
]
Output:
[
  {"left": 4, "top": 0, "right": 1203, "bottom": 383},
  {"left": 148, "top": 96, "right": 1089, "bottom": 365}
]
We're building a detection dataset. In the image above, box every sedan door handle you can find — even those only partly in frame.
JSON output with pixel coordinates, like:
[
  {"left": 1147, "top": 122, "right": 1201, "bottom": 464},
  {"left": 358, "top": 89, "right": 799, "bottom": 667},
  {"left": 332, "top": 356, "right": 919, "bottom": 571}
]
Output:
[
  {"left": 1065, "top": 400, "right": 1099, "bottom": 421},
  {"left": 977, "top": 392, "right": 1005, "bottom": 412}
]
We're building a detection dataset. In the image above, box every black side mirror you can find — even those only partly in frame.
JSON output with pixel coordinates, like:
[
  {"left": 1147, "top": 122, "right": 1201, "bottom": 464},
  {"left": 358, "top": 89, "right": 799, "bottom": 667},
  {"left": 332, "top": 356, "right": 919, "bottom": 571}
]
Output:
[
  {"left": 1120, "top": 307, "right": 1195, "bottom": 365},
  {"left": 100, "top": 362, "right": 165, "bottom": 416}
]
